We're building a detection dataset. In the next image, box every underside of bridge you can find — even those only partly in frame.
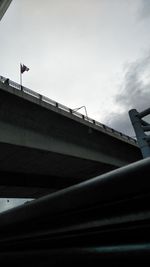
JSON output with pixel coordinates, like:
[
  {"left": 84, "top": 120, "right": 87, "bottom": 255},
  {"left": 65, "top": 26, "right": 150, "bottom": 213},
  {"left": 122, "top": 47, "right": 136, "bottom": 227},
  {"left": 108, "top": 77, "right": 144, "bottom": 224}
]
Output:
[{"left": 0, "top": 142, "right": 116, "bottom": 198}]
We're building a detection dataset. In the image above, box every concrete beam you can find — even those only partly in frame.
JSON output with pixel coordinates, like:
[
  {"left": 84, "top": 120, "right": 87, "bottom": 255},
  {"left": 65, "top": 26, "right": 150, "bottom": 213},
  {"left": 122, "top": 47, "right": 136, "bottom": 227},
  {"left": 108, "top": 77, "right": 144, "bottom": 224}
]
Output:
[
  {"left": 0, "top": 0, "right": 12, "bottom": 21},
  {"left": 0, "top": 85, "right": 141, "bottom": 168}
]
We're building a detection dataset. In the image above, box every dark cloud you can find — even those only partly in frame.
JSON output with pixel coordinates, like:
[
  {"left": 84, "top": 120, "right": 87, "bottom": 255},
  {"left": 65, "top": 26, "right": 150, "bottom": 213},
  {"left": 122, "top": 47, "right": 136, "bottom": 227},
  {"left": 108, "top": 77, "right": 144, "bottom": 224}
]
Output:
[
  {"left": 106, "top": 113, "right": 135, "bottom": 137},
  {"left": 138, "top": 0, "right": 150, "bottom": 20},
  {"left": 115, "top": 54, "right": 150, "bottom": 110},
  {"left": 105, "top": 53, "right": 150, "bottom": 136}
]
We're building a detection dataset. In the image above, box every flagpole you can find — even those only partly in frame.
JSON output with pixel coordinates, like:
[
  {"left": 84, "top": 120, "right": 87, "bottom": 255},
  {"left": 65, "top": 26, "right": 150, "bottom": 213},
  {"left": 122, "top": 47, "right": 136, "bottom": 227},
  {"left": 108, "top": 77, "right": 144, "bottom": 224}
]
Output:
[
  {"left": 20, "top": 63, "right": 22, "bottom": 90},
  {"left": 20, "top": 63, "right": 29, "bottom": 90}
]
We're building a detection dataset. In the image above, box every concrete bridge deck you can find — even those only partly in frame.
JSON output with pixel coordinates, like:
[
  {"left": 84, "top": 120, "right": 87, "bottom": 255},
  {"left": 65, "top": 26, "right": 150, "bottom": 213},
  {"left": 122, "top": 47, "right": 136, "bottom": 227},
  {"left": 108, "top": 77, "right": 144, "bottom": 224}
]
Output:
[{"left": 0, "top": 76, "right": 141, "bottom": 197}]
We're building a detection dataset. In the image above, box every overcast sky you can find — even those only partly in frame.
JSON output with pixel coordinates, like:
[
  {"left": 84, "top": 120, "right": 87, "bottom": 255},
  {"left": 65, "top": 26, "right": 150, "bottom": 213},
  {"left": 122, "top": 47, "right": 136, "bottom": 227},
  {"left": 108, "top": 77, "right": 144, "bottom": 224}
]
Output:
[{"left": 0, "top": 0, "right": 150, "bottom": 138}]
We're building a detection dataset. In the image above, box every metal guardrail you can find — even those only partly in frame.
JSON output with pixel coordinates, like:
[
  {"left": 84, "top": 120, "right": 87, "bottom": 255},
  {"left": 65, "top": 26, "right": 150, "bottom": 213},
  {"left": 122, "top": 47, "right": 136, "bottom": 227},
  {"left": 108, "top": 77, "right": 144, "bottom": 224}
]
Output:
[
  {"left": 0, "top": 75, "right": 137, "bottom": 145},
  {"left": 0, "top": 158, "right": 150, "bottom": 264}
]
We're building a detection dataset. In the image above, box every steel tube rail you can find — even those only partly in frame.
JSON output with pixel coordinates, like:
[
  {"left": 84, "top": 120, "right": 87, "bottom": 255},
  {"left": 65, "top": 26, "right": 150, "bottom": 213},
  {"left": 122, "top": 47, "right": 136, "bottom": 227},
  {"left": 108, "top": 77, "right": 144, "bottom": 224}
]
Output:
[
  {"left": 0, "top": 244, "right": 149, "bottom": 265},
  {"left": 143, "top": 126, "right": 150, "bottom": 132},
  {"left": 141, "top": 119, "right": 149, "bottom": 126},
  {"left": 0, "top": 158, "right": 150, "bottom": 264},
  {"left": 0, "top": 157, "right": 150, "bottom": 228},
  {"left": 137, "top": 108, "right": 150, "bottom": 118}
]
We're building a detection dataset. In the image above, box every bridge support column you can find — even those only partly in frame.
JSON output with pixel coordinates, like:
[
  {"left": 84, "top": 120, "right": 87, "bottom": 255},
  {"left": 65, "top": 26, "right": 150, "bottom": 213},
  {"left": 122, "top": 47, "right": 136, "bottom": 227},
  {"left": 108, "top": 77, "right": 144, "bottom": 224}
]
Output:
[{"left": 129, "top": 108, "right": 150, "bottom": 158}]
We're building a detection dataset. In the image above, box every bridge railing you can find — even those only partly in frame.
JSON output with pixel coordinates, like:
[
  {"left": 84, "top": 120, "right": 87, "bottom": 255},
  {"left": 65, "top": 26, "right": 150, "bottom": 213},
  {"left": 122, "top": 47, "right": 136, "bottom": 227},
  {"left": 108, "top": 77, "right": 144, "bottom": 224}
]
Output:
[{"left": 0, "top": 75, "right": 137, "bottom": 145}]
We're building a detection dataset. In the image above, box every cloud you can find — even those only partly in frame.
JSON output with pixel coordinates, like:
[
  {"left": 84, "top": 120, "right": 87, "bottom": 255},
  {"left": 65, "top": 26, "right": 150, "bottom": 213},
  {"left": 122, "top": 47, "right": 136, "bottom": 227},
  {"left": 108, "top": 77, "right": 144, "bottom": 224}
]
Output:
[
  {"left": 105, "top": 52, "right": 150, "bottom": 136},
  {"left": 138, "top": 0, "right": 150, "bottom": 20}
]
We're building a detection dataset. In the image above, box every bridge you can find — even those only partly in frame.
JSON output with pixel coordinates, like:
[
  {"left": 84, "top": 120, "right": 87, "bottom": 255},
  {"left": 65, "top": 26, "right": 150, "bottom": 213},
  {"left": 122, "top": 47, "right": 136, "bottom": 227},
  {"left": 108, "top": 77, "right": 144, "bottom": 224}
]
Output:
[
  {"left": 0, "top": 0, "right": 12, "bottom": 21},
  {"left": 0, "top": 76, "right": 141, "bottom": 197}
]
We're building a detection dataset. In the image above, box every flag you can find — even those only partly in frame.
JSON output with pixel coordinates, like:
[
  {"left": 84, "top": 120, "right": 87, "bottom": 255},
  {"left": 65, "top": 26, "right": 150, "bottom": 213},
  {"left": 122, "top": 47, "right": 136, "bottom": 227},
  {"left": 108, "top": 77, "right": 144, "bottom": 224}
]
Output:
[{"left": 20, "top": 63, "right": 29, "bottom": 74}]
